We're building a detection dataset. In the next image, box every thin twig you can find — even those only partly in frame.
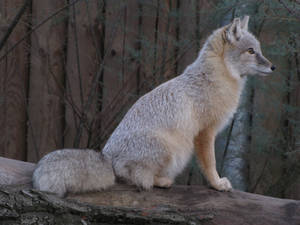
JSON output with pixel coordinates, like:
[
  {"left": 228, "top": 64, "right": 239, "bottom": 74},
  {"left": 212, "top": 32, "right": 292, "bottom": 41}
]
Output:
[
  {"left": 71, "top": 1, "right": 84, "bottom": 148},
  {"left": 84, "top": 1, "right": 102, "bottom": 66},
  {"left": 0, "top": 0, "right": 83, "bottom": 62},
  {"left": 278, "top": 0, "right": 300, "bottom": 21},
  {"left": 0, "top": 0, "right": 31, "bottom": 52},
  {"left": 249, "top": 157, "right": 268, "bottom": 192},
  {"left": 47, "top": 57, "right": 82, "bottom": 124},
  {"left": 72, "top": 6, "right": 123, "bottom": 148},
  {"left": 220, "top": 118, "right": 235, "bottom": 175},
  {"left": 71, "top": 1, "right": 84, "bottom": 108},
  {"left": 294, "top": 51, "right": 300, "bottom": 82}
]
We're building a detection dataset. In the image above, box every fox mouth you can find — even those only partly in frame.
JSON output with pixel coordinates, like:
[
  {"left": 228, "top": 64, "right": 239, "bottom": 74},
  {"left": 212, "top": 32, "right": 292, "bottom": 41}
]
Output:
[{"left": 256, "top": 70, "right": 273, "bottom": 76}]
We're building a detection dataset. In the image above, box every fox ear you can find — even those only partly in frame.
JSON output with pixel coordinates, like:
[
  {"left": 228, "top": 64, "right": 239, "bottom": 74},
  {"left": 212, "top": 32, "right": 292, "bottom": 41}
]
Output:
[
  {"left": 241, "top": 15, "right": 249, "bottom": 30},
  {"left": 226, "top": 17, "right": 242, "bottom": 43}
]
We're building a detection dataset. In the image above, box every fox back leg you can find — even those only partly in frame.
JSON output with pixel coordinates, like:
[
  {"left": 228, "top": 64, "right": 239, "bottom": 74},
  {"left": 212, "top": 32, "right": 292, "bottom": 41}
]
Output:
[{"left": 109, "top": 134, "right": 177, "bottom": 190}]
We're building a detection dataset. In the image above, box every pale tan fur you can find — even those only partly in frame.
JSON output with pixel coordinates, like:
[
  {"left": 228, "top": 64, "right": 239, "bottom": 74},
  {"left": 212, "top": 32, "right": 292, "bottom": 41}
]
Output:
[{"left": 32, "top": 16, "right": 275, "bottom": 196}]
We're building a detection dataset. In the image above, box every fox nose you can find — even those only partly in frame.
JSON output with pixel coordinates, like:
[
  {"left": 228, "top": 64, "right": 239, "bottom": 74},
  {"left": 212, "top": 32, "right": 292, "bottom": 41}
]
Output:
[{"left": 271, "top": 65, "right": 276, "bottom": 71}]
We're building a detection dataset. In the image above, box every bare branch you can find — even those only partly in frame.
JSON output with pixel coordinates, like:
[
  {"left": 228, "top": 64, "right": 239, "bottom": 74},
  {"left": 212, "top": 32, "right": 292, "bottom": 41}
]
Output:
[
  {"left": 249, "top": 158, "right": 268, "bottom": 193},
  {"left": 0, "top": 0, "right": 84, "bottom": 62},
  {"left": 0, "top": 0, "right": 31, "bottom": 52},
  {"left": 72, "top": 7, "right": 123, "bottom": 149},
  {"left": 278, "top": 0, "right": 300, "bottom": 21},
  {"left": 220, "top": 118, "right": 236, "bottom": 175}
]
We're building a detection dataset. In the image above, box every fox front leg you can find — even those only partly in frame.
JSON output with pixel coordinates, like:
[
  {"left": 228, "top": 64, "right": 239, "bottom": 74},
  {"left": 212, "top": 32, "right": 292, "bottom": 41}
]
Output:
[{"left": 194, "top": 128, "right": 232, "bottom": 191}]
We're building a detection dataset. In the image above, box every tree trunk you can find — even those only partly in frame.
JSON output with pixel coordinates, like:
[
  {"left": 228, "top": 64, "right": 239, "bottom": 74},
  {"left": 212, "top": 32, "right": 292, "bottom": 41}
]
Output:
[{"left": 0, "top": 157, "right": 300, "bottom": 225}]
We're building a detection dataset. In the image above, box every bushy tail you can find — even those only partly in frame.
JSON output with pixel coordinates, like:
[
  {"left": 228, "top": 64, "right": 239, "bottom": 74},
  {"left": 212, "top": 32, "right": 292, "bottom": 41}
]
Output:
[{"left": 32, "top": 149, "right": 115, "bottom": 197}]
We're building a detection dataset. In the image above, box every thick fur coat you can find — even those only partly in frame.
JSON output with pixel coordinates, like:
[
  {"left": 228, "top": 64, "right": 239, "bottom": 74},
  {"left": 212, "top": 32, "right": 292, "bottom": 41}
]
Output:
[{"left": 33, "top": 16, "right": 275, "bottom": 197}]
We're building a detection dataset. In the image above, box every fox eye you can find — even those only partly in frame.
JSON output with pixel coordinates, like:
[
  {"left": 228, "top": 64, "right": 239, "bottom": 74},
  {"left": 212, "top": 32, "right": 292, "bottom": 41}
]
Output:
[{"left": 247, "top": 48, "right": 255, "bottom": 54}]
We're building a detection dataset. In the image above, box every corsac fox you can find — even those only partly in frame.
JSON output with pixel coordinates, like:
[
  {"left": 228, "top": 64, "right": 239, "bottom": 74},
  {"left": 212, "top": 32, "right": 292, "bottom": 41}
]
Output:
[{"left": 33, "top": 16, "right": 275, "bottom": 197}]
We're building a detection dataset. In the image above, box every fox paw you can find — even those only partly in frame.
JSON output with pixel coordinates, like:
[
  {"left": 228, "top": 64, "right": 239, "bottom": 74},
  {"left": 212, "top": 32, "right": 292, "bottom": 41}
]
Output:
[
  {"left": 212, "top": 177, "right": 232, "bottom": 191},
  {"left": 154, "top": 177, "right": 173, "bottom": 189}
]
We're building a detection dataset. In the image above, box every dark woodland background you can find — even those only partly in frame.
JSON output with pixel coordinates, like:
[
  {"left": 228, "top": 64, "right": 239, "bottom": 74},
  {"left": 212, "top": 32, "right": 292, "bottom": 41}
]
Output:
[{"left": 0, "top": 0, "right": 299, "bottom": 200}]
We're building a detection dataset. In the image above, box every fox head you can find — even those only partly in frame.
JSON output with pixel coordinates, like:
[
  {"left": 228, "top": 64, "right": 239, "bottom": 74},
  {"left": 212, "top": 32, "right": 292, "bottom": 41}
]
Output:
[{"left": 222, "top": 16, "right": 275, "bottom": 78}]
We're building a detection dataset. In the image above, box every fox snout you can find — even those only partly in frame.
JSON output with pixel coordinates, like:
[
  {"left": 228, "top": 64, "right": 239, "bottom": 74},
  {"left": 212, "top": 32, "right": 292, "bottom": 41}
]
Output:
[{"left": 255, "top": 53, "right": 276, "bottom": 75}]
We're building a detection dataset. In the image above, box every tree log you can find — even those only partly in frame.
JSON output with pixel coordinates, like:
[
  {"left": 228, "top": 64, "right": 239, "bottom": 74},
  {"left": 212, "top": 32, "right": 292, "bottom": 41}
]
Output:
[
  {"left": 0, "top": 157, "right": 35, "bottom": 186},
  {"left": 0, "top": 156, "right": 299, "bottom": 225}
]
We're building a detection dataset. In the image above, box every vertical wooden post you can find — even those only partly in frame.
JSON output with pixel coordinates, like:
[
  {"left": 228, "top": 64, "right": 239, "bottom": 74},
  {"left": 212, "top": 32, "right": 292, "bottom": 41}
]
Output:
[
  {"left": 138, "top": 0, "right": 158, "bottom": 94},
  {"left": 155, "top": 0, "right": 178, "bottom": 82},
  {"left": 139, "top": 0, "right": 179, "bottom": 95},
  {"left": 0, "top": 0, "right": 30, "bottom": 160},
  {"left": 27, "top": 0, "right": 67, "bottom": 162},
  {"left": 177, "top": 0, "right": 198, "bottom": 74},
  {"left": 100, "top": 0, "right": 140, "bottom": 145},
  {"left": 64, "top": 0, "right": 103, "bottom": 149}
]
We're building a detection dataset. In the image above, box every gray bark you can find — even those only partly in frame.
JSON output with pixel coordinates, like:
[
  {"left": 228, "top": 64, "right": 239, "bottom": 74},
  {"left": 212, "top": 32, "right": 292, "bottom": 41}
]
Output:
[{"left": 1, "top": 157, "right": 300, "bottom": 225}]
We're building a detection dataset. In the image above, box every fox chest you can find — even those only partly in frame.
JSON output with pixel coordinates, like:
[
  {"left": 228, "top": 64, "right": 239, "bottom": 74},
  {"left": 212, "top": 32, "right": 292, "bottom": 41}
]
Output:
[
  {"left": 192, "top": 83, "right": 242, "bottom": 132},
  {"left": 209, "top": 88, "right": 242, "bottom": 130}
]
